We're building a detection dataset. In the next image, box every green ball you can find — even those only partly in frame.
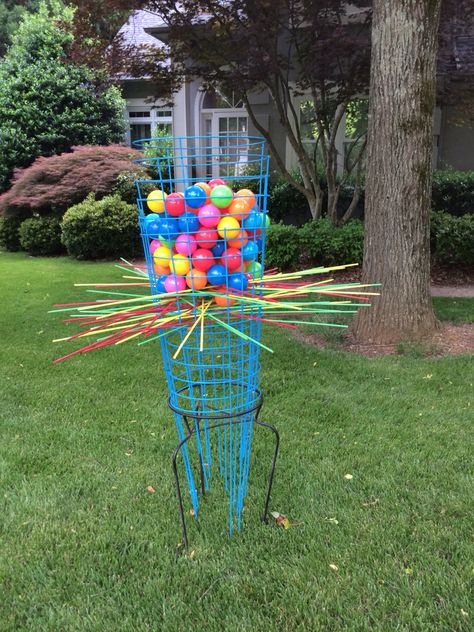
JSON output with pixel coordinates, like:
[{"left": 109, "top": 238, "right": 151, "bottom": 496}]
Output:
[
  {"left": 210, "top": 185, "right": 233, "bottom": 209},
  {"left": 246, "top": 260, "right": 262, "bottom": 277},
  {"left": 158, "top": 235, "right": 175, "bottom": 249},
  {"left": 265, "top": 214, "right": 271, "bottom": 228}
]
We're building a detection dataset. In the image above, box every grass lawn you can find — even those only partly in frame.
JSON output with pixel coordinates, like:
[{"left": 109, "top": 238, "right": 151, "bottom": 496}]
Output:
[{"left": 1, "top": 251, "right": 473, "bottom": 632}]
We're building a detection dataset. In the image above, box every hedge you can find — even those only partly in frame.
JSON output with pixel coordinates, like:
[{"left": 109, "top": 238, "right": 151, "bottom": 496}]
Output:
[
  {"left": 61, "top": 194, "right": 141, "bottom": 260},
  {"left": 19, "top": 216, "right": 63, "bottom": 256},
  {"left": 0, "top": 216, "right": 22, "bottom": 251}
]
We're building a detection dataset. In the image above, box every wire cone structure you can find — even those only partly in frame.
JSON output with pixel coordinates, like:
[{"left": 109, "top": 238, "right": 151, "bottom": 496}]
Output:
[{"left": 51, "top": 136, "right": 379, "bottom": 537}]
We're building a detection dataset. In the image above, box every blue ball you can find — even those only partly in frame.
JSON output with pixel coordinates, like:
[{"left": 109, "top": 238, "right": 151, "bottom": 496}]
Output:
[
  {"left": 159, "top": 217, "right": 180, "bottom": 240},
  {"left": 178, "top": 211, "right": 200, "bottom": 234},
  {"left": 184, "top": 185, "right": 207, "bottom": 209},
  {"left": 242, "top": 211, "right": 263, "bottom": 232},
  {"left": 228, "top": 272, "right": 249, "bottom": 292},
  {"left": 211, "top": 240, "right": 226, "bottom": 257},
  {"left": 207, "top": 264, "right": 227, "bottom": 286},
  {"left": 242, "top": 240, "right": 258, "bottom": 261},
  {"left": 256, "top": 238, "right": 264, "bottom": 253},
  {"left": 156, "top": 275, "right": 167, "bottom": 294},
  {"left": 144, "top": 213, "right": 163, "bottom": 236}
]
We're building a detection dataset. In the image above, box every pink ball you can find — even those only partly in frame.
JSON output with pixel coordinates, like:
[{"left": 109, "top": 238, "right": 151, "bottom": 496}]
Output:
[
  {"left": 198, "top": 203, "right": 221, "bottom": 228},
  {"left": 164, "top": 274, "right": 187, "bottom": 293},
  {"left": 208, "top": 178, "right": 227, "bottom": 189},
  {"left": 149, "top": 239, "right": 161, "bottom": 254},
  {"left": 175, "top": 233, "right": 197, "bottom": 256}
]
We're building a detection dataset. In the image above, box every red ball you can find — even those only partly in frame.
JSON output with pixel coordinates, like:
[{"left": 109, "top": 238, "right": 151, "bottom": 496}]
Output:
[
  {"left": 195, "top": 228, "right": 218, "bottom": 249},
  {"left": 208, "top": 178, "right": 227, "bottom": 189},
  {"left": 165, "top": 192, "right": 186, "bottom": 217},
  {"left": 221, "top": 247, "right": 242, "bottom": 271},
  {"left": 193, "top": 248, "right": 215, "bottom": 272}
]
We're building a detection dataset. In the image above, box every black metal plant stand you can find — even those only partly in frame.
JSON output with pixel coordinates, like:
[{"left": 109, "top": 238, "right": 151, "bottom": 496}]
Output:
[{"left": 169, "top": 393, "right": 279, "bottom": 549}]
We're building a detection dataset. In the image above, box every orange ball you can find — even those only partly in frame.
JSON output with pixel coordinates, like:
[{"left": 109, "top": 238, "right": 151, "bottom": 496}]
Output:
[
  {"left": 227, "top": 230, "right": 249, "bottom": 250},
  {"left": 186, "top": 268, "right": 208, "bottom": 290},
  {"left": 226, "top": 198, "right": 250, "bottom": 222},
  {"left": 217, "top": 216, "right": 240, "bottom": 240},
  {"left": 235, "top": 189, "right": 255, "bottom": 211},
  {"left": 154, "top": 263, "right": 169, "bottom": 275},
  {"left": 214, "top": 288, "right": 236, "bottom": 307}
]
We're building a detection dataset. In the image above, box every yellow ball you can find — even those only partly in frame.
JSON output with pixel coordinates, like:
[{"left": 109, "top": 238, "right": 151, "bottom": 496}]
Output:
[
  {"left": 153, "top": 246, "right": 171, "bottom": 268},
  {"left": 217, "top": 216, "right": 240, "bottom": 240},
  {"left": 171, "top": 253, "right": 190, "bottom": 276},
  {"left": 147, "top": 189, "right": 167, "bottom": 213}
]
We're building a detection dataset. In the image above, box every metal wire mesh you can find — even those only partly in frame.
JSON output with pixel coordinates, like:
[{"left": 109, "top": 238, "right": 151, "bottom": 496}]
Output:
[{"left": 134, "top": 136, "right": 270, "bottom": 533}]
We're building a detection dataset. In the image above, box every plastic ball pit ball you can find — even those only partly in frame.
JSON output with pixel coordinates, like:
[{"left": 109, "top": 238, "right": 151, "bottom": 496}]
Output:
[
  {"left": 207, "top": 263, "right": 227, "bottom": 286},
  {"left": 217, "top": 216, "right": 240, "bottom": 240},
  {"left": 211, "top": 240, "right": 226, "bottom": 257},
  {"left": 242, "top": 240, "right": 258, "bottom": 261},
  {"left": 184, "top": 185, "right": 207, "bottom": 209},
  {"left": 195, "top": 229, "right": 218, "bottom": 249},
  {"left": 147, "top": 189, "right": 167, "bottom": 213},
  {"left": 227, "top": 230, "right": 248, "bottom": 250},
  {"left": 227, "top": 198, "right": 250, "bottom": 222},
  {"left": 198, "top": 203, "right": 221, "bottom": 228},
  {"left": 186, "top": 268, "right": 208, "bottom": 290},
  {"left": 210, "top": 184, "right": 233, "bottom": 209},
  {"left": 193, "top": 248, "right": 215, "bottom": 272},
  {"left": 228, "top": 272, "right": 249, "bottom": 293},
  {"left": 235, "top": 189, "right": 256, "bottom": 212},
  {"left": 221, "top": 247, "right": 242, "bottom": 271},
  {"left": 208, "top": 178, "right": 227, "bottom": 189},
  {"left": 175, "top": 233, "right": 197, "bottom": 257},
  {"left": 153, "top": 245, "right": 172, "bottom": 269},
  {"left": 178, "top": 211, "right": 200, "bottom": 234},
  {"left": 159, "top": 217, "right": 180, "bottom": 240},
  {"left": 165, "top": 192, "right": 186, "bottom": 217},
  {"left": 171, "top": 253, "right": 191, "bottom": 276},
  {"left": 214, "top": 289, "right": 236, "bottom": 307},
  {"left": 149, "top": 239, "right": 161, "bottom": 254},
  {"left": 164, "top": 275, "right": 187, "bottom": 293}
]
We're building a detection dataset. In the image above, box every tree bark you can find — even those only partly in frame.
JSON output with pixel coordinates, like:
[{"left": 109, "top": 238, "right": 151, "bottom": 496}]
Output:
[{"left": 351, "top": 0, "right": 441, "bottom": 344}]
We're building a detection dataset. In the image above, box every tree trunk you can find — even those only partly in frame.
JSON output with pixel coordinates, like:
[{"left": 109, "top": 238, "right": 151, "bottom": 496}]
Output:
[{"left": 351, "top": 0, "right": 441, "bottom": 344}]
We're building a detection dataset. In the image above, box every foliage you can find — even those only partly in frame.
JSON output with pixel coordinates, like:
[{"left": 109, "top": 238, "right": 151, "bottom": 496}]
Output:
[
  {"left": 0, "top": 1, "right": 125, "bottom": 191},
  {"left": 0, "top": 145, "right": 145, "bottom": 219},
  {"left": 0, "top": 216, "right": 22, "bottom": 250},
  {"left": 114, "top": 171, "right": 156, "bottom": 205},
  {"left": 60, "top": 194, "right": 141, "bottom": 259},
  {"left": 0, "top": 0, "right": 42, "bottom": 57},
  {"left": 430, "top": 211, "right": 474, "bottom": 267},
  {"left": 432, "top": 170, "right": 474, "bottom": 216},
  {"left": 18, "top": 215, "right": 63, "bottom": 256},
  {"left": 300, "top": 218, "right": 364, "bottom": 266},
  {"left": 264, "top": 223, "right": 301, "bottom": 270}
]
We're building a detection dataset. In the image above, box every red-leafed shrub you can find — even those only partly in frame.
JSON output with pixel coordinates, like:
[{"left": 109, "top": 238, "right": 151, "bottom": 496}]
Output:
[{"left": 0, "top": 145, "right": 147, "bottom": 219}]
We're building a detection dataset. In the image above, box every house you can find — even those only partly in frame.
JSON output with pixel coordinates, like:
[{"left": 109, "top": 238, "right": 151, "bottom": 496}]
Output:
[{"left": 119, "top": 9, "right": 474, "bottom": 176}]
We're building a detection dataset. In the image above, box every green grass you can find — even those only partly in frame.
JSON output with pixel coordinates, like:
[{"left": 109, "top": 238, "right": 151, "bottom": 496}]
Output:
[
  {"left": 433, "top": 297, "right": 474, "bottom": 323},
  {"left": 1, "top": 251, "right": 473, "bottom": 632}
]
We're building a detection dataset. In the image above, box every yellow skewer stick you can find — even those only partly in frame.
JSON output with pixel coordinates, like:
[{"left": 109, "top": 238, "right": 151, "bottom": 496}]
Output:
[{"left": 173, "top": 301, "right": 211, "bottom": 359}]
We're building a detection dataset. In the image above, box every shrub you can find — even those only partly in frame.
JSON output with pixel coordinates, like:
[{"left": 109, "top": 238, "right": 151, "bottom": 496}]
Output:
[
  {"left": 19, "top": 215, "right": 63, "bottom": 256},
  {"left": 268, "top": 171, "right": 312, "bottom": 224},
  {"left": 299, "top": 218, "right": 364, "bottom": 266},
  {"left": 61, "top": 194, "right": 141, "bottom": 260},
  {"left": 264, "top": 223, "right": 301, "bottom": 270},
  {"left": 114, "top": 171, "right": 156, "bottom": 205},
  {"left": 0, "top": 3, "right": 125, "bottom": 191},
  {"left": 0, "top": 216, "right": 22, "bottom": 251},
  {"left": 432, "top": 171, "right": 474, "bottom": 216},
  {"left": 431, "top": 211, "right": 474, "bottom": 267},
  {"left": 0, "top": 145, "right": 146, "bottom": 220}
]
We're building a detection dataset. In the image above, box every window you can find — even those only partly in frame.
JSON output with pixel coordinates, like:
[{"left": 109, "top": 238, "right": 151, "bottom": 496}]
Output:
[
  {"left": 201, "top": 88, "right": 248, "bottom": 178},
  {"left": 125, "top": 106, "right": 173, "bottom": 146}
]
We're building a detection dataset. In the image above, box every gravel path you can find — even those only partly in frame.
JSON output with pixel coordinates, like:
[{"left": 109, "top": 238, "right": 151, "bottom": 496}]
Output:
[{"left": 431, "top": 286, "right": 474, "bottom": 298}]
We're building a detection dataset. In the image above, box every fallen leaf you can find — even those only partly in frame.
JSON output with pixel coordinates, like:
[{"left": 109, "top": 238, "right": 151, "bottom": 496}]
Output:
[
  {"left": 423, "top": 374, "right": 433, "bottom": 380},
  {"left": 362, "top": 498, "right": 379, "bottom": 507},
  {"left": 344, "top": 473, "right": 353, "bottom": 480},
  {"left": 189, "top": 509, "right": 195, "bottom": 517},
  {"left": 461, "top": 609, "right": 468, "bottom": 617},
  {"left": 271, "top": 511, "right": 301, "bottom": 529},
  {"left": 329, "top": 564, "right": 338, "bottom": 571},
  {"left": 405, "top": 567, "right": 413, "bottom": 575},
  {"left": 326, "top": 517, "right": 339, "bottom": 524},
  {"left": 146, "top": 485, "right": 156, "bottom": 493}
]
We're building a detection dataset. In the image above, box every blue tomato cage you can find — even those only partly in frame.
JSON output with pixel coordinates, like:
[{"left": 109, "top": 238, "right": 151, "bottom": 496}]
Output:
[{"left": 134, "top": 136, "right": 271, "bottom": 534}]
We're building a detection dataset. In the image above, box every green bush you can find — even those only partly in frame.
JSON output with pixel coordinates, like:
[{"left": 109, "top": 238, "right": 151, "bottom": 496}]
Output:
[
  {"left": 19, "top": 216, "right": 63, "bottom": 256},
  {"left": 0, "top": 216, "right": 22, "bottom": 251},
  {"left": 264, "top": 223, "right": 301, "bottom": 270},
  {"left": 61, "top": 194, "right": 141, "bottom": 260},
  {"left": 432, "top": 171, "right": 474, "bottom": 216},
  {"left": 299, "top": 218, "right": 364, "bottom": 266},
  {"left": 431, "top": 211, "right": 474, "bottom": 266},
  {"left": 268, "top": 171, "right": 311, "bottom": 224},
  {"left": 114, "top": 171, "right": 156, "bottom": 205}
]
